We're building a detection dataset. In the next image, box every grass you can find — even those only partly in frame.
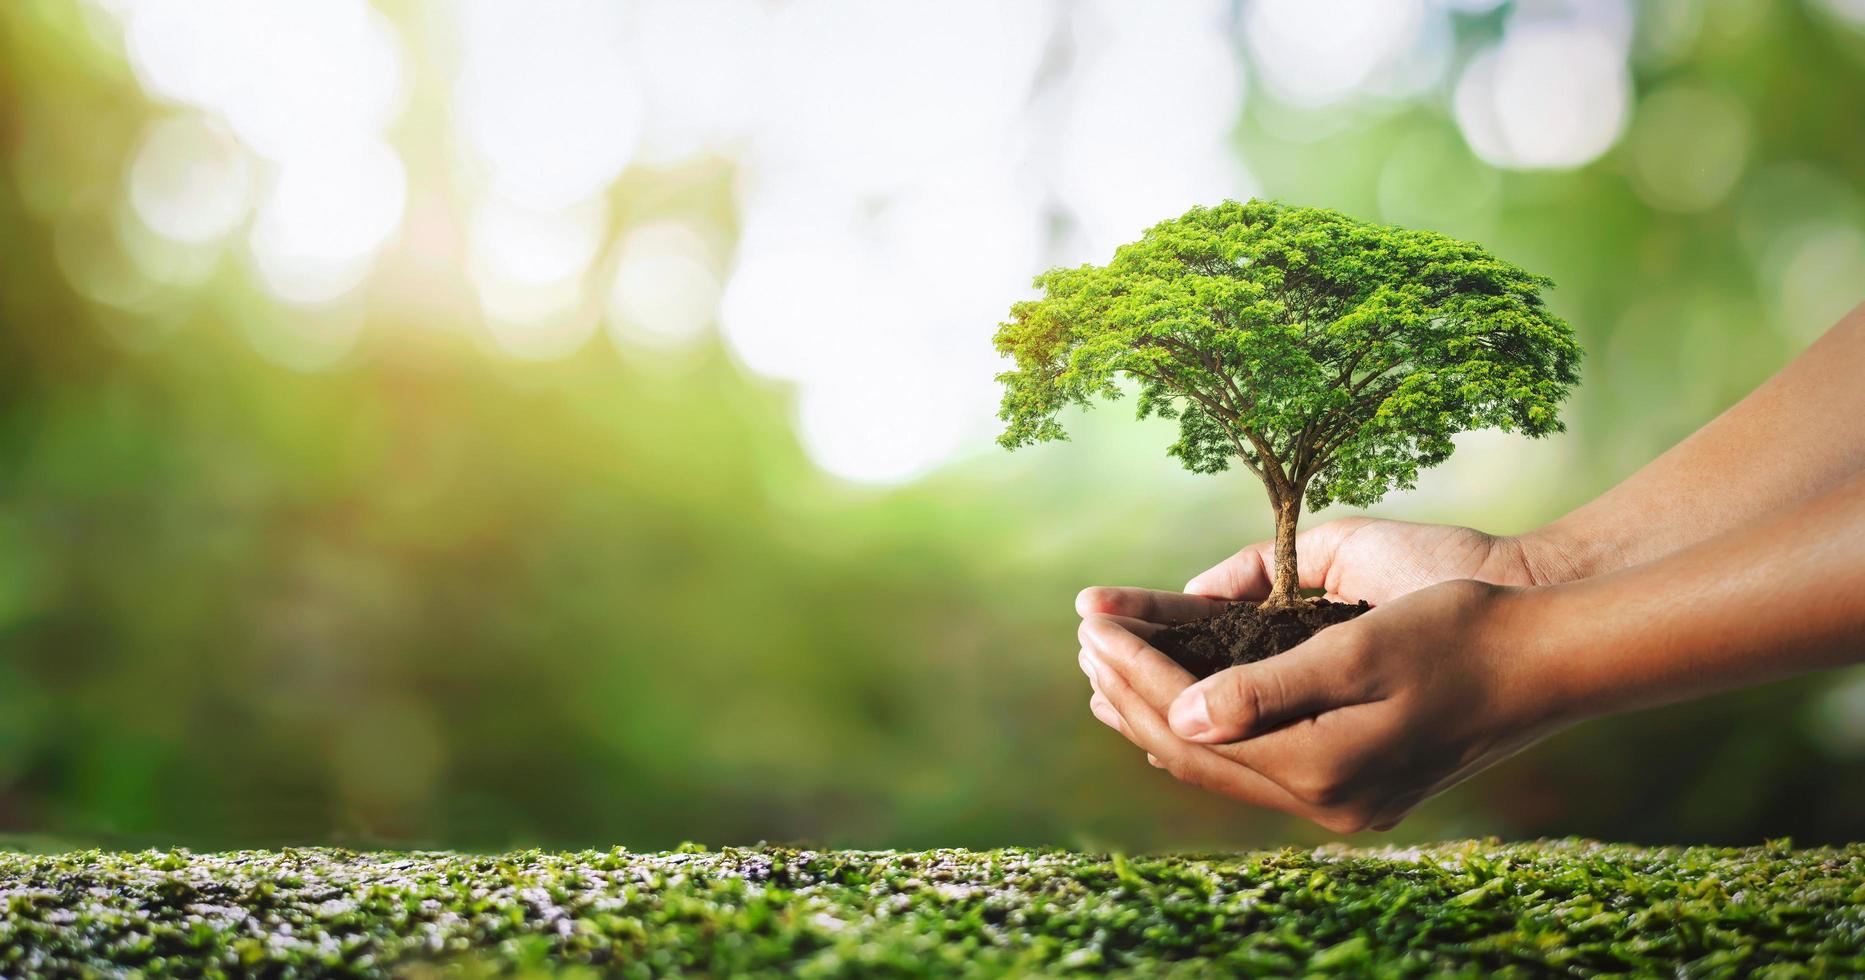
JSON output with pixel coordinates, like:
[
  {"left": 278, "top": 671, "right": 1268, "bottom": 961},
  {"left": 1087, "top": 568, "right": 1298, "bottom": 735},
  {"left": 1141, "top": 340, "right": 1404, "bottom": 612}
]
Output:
[{"left": 2, "top": 840, "right": 1861, "bottom": 977}]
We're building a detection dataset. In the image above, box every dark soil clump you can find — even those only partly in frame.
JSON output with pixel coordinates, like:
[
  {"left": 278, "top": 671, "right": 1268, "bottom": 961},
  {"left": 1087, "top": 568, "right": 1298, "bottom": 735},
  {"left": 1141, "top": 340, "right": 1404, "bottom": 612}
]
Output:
[{"left": 1151, "top": 599, "right": 1370, "bottom": 679}]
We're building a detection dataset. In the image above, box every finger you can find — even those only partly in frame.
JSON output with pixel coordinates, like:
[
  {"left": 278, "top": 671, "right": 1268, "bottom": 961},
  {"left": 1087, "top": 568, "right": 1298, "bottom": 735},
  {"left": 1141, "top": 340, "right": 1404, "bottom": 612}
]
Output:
[
  {"left": 1088, "top": 693, "right": 1150, "bottom": 753},
  {"left": 1210, "top": 703, "right": 1390, "bottom": 802},
  {"left": 1184, "top": 543, "right": 1273, "bottom": 600},
  {"left": 1078, "top": 616, "right": 1193, "bottom": 706},
  {"left": 1167, "top": 629, "right": 1377, "bottom": 743},
  {"left": 1081, "top": 642, "right": 1161, "bottom": 755},
  {"left": 1089, "top": 643, "right": 1310, "bottom": 814},
  {"left": 1074, "top": 616, "right": 1171, "bottom": 754},
  {"left": 1095, "top": 614, "right": 1165, "bottom": 641},
  {"left": 1083, "top": 615, "right": 1322, "bottom": 815},
  {"left": 1184, "top": 519, "right": 1367, "bottom": 599},
  {"left": 1076, "top": 587, "right": 1229, "bottom": 625}
]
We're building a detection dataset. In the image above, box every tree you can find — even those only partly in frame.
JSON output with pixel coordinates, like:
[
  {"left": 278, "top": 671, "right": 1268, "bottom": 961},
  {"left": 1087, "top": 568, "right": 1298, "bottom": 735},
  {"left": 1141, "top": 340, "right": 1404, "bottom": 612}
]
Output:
[{"left": 994, "top": 200, "right": 1581, "bottom": 610}]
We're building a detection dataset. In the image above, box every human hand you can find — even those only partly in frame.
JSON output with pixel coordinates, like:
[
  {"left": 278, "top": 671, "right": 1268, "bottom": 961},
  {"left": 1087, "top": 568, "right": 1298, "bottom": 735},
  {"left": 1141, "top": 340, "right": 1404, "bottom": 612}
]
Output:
[
  {"left": 1077, "top": 580, "right": 1569, "bottom": 833},
  {"left": 1179, "top": 516, "right": 1576, "bottom": 607},
  {"left": 1069, "top": 517, "right": 1552, "bottom": 668},
  {"left": 1074, "top": 517, "right": 1582, "bottom": 639}
]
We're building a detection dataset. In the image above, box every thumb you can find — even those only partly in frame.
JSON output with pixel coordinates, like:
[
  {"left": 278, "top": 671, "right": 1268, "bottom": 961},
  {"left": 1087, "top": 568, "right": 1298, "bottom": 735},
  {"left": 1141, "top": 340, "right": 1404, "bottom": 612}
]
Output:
[
  {"left": 1182, "top": 539, "right": 1276, "bottom": 599},
  {"left": 1183, "top": 519, "right": 1361, "bottom": 599},
  {"left": 1167, "top": 633, "right": 1372, "bottom": 743}
]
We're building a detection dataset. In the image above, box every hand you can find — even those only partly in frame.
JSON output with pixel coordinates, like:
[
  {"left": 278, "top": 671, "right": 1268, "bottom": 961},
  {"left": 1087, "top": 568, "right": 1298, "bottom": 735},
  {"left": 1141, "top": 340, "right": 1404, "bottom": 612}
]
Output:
[
  {"left": 1077, "top": 580, "right": 1570, "bottom": 833},
  {"left": 1074, "top": 517, "right": 1579, "bottom": 641},
  {"left": 1180, "top": 516, "right": 1576, "bottom": 607}
]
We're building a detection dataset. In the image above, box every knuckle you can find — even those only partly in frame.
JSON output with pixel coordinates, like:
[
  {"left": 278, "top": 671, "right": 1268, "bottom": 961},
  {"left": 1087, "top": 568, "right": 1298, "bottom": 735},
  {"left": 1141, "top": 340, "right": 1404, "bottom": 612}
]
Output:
[
  {"left": 1442, "top": 577, "right": 1502, "bottom": 608},
  {"left": 1164, "top": 757, "right": 1206, "bottom": 790},
  {"left": 1330, "top": 625, "right": 1377, "bottom": 674},
  {"left": 1224, "top": 670, "right": 1271, "bottom": 731},
  {"left": 1291, "top": 768, "right": 1352, "bottom": 808}
]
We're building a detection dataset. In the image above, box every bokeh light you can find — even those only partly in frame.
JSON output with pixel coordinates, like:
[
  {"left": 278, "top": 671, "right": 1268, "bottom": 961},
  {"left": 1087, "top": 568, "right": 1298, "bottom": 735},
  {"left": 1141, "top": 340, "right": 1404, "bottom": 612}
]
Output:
[
  {"left": 1242, "top": 0, "right": 1432, "bottom": 108},
  {"left": 467, "top": 194, "right": 608, "bottom": 288},
  {"left": 1736, "top": 162, "right": 1865, "bottom": 342},
  {"left": 625, "top": 0, "right": 762, "bottom": 165},
  {"left": 605, "top": 219, "right": 724, "bottom": 350},
  {"left": 123, "top": 0, "right": 403, "bottom": 161},
  {"left": 1053, "top": 1, "right": 1251, "bottom": 264},
  {"left": 112, "top": 0, "right": 408, "bottom": 309},
  {"left": 126, "top": 114, "right": 252, "bottom": 245},
  {"left": 1812, "top": 0, "right": 1865, "bottom": 31},
  {"left": 247, "top": 139, "right": 407, "bottom": 305},
  {"left": 11, "top": 0, "right": 1865, "bottom": 852},
  {"left": 1455, "top": 14, "right": 1631, "bottom": 170},
  {"left": 450, "top": 0, "right": 642, "bottom": 210},
  {"left": 1626, "top": 82, "right": 1751, "bottom": 213}
]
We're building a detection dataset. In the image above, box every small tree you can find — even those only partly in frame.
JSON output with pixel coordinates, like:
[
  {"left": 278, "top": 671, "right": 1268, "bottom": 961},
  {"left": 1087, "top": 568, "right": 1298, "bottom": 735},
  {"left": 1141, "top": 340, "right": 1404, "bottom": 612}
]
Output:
[{"left": 995, "top": 200, "right": 1580, "bottom": 610}]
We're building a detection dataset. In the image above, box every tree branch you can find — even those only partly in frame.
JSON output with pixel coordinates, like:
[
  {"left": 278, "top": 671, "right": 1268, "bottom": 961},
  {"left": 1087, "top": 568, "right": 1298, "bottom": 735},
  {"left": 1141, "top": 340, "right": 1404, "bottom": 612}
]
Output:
[{"left": 1123, "top": 366, "right": 1268, "bottom": 482}]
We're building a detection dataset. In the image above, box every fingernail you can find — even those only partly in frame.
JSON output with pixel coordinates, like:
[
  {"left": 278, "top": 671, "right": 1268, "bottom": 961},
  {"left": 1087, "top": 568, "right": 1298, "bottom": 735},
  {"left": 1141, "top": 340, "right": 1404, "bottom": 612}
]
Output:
[
  {"left": 1089, "top": 698, "right": 1120, "bottom": 730},
  {"left": 1170, "top": 693, "right": 1212, "bottom": 740},
  {"left": 1078, "top": 649, "right": 1104, "bottom": 686}
]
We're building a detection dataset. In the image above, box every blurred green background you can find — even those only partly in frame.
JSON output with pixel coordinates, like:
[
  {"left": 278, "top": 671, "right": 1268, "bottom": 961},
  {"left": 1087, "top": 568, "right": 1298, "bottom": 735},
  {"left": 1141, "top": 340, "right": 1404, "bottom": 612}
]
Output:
[{"left": 3, "top": 0, "right": 1864, "bottom": 852}]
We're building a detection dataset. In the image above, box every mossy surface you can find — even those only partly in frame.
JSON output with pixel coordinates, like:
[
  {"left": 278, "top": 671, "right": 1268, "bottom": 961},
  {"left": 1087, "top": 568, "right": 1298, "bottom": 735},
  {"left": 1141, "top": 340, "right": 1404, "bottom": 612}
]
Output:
[{"left": 3, "top": 840, "right": 1862, "bottom": 977}]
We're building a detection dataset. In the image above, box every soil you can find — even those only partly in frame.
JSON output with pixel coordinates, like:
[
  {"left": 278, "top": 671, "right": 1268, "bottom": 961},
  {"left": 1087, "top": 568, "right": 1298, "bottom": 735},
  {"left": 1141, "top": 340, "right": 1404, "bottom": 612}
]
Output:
[{"left": 1149, "top": 598, "right": 1371, "bottom": 679}]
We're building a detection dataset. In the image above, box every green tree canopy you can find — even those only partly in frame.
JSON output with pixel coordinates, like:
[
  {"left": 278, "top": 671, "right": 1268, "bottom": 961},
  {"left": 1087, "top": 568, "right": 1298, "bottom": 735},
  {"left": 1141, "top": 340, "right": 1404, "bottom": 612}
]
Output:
[{"left": 994, "top": 200, "right": 1580, "bottom": 606}]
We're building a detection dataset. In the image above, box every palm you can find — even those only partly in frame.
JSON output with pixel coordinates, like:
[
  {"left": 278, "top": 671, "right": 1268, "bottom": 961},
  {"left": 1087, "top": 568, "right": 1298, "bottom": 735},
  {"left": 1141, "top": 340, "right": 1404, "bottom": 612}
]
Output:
[
  {"left": 1173, "top": 517, "right": 1537, "bottom": 609},
  {"left": 1075, "top": 517, "right": 1538, "bottom": 630},
  {"left": 1299, "top": 518, "right": 1532, "bottom": 605}
]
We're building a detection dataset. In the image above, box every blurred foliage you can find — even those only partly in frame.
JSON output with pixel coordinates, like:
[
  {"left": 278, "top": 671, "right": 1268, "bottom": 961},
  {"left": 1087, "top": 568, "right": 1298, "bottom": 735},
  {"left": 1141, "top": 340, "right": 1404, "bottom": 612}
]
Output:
[{"left": 1, "top": 0, "right": 1863, "bottom": 853}]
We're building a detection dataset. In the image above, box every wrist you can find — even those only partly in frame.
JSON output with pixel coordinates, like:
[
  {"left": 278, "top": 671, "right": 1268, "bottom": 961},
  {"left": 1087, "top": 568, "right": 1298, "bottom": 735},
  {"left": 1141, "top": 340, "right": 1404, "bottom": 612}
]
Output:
[
  {"left": 1482, "top": 583, "right": 1604, "bottom": 734},
  {"left": 1510, "top": 521, "right": 1614, "bottom": 586}
]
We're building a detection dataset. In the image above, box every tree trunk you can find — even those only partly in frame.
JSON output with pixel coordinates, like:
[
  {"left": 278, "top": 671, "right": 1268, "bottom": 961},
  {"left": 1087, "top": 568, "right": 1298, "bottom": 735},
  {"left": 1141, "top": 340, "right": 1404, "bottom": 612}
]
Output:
[{"left": 1263, "top": 492, "right": 1302, "bottom": 610}]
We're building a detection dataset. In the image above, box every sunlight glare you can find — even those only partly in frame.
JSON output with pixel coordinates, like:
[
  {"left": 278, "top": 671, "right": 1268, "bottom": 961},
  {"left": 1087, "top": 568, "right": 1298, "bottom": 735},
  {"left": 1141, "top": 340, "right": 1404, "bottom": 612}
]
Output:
[
  {"left": 606, "top": 220, "right": 724, "bottom": 349},
  {"left": 247, "top": 139, "right": 407, "bottom": 305},
  {"left": 1454, "top": 20, "right": 1630, "bottom": 170},
  {"left": 1243, "top": 0, "right": 1429, "bottom": 107},
  {"left": 468, "top": 194, "right": 610, "bottom": 286},
  {"left": 478, "top": 271, "right": 601, "bottom": 361},
  {"left": 797, "top": 374, "right": 971, "bottom": 486},
  {"left": 122, "top": 0, "right": 404, "bottom": 162},
  {"left": 749, "top": 0, "right": 1046, "bottom": 197},
  {"left": 627, "top": 0, "right": 765, "bottom": 165},
  {"left": 452, "top": 0, "right": 643, "bottom": 210},
  {"left": 127, "top": 114, "right": 253, "bottom": 245},
  {"left": 1053, "top": 2, "right": 1252, "bottom": 264}
]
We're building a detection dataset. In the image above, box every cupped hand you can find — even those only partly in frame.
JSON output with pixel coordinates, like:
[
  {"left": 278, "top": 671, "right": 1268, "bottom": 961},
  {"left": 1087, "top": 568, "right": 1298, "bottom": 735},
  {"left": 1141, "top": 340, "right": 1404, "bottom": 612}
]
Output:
[
  {"left": 1184, "top": 516, "right": 1569, "bottom": 607},
  {"left": 1076, "top": 580, "right": 1571, "bottom": 833},
  {"left": 1075, "top": 518, "right": 1574, "bottom": 630}
]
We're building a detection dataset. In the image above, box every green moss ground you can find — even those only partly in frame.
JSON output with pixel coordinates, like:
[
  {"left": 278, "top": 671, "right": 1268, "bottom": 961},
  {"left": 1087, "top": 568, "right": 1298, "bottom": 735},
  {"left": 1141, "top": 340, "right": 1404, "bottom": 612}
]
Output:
[{"left": 2, "top": 840, "right": 1861, "bottom": 977}]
